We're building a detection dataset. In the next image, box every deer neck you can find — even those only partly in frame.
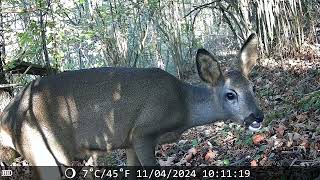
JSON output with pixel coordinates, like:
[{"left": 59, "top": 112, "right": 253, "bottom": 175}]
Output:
[{"left": 183, "top": 83, "right": 227, "bottom": 128}]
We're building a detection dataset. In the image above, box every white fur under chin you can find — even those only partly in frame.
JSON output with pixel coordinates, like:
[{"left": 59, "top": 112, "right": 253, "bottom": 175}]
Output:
[{"left": 248, "top": 121, "right": 262, "bottom": 132}]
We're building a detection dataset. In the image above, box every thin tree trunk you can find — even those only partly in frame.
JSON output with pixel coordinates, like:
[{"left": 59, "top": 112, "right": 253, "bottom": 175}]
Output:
[
  {"left": 0, "top": 0, "right": 12, "bottom": 102},
  {"left": 79, "top": 48, "right": 84, "bottom": 69},
  {"left": 239, "top": 0, "right": 252, "bottom": 37},
  {"left": 39, "top": 0, "right": 51, "bottom": 74},
  {"left": 0, "top": 0, "right": 8, "bottom": 85}
]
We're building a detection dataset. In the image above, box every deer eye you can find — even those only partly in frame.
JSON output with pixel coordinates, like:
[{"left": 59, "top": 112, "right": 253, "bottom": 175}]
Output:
[{"left": 226, "top": 92, "right": 236, "bottom": 100}]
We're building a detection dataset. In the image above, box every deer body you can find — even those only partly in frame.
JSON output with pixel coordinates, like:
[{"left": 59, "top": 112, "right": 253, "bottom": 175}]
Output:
[{"left": 0, "top": 34, "right": 263, "bottom": 179}]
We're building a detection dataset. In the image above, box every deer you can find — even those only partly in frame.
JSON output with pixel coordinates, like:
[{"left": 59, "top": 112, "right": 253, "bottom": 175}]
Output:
[{"left": 0, "top": 33, "right": 263, "bottom": 179}]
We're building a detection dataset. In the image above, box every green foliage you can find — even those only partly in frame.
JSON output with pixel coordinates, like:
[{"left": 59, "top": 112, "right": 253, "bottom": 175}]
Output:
[
  {"left": 259, "top": 88, "right": 273, "bottom": 97},
  {"left": 235, "top": 133, "right": 253, "bottom": 146},
  {"left": 265, "top": 111, "right": 284, "bottom": 125},
  {"left": 192, "top": 37, "right": 202, "bottom": 49},
  {"left": 298, "top": 91, "right": 320, "bottom": 111},
  {"left": 15, "top": 20, "right": 43, "bottom": 63},
  {"left": 3, "top": 60, "right": 18, "bottom": 70},
  {"left": 17, "top": 32, "right": 33, "bottom": 47},
  {"left": 148, "top": 0, "right": 160, "bottom": 10},
  {"left": 254, "top": 154, "right": 261, "bottom": 160},
  {"left": 2, "top": 0, "right": 319, "bottom": 83},
  {"left": 81, "top": 30, "right": 96, "bottom": 39},
  {"left": 258, "top": 144, "right": 267, "bottom": 152},
  {"left": 46, "top": 21, "right": 56, "bottom": 29},
  {"left": 223, "top": 159, "right": 230, "bottom": 166},
  {"left": 191, "top": 139, "right": 198, "bottom": 147},
  {"left": 79, "top": 0, "right": 85, "bottom": 5},
  {"left": 17, "top": 76, "right": 33, "bottom": 87}
]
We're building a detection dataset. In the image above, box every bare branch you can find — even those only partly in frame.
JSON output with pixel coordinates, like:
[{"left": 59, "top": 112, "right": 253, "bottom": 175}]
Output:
[
  {"left": 0, "top": 84, "right": 20, "bottom": 88},
  {"left": 183, "top": 0, "right": 221, "bottom": 18}
]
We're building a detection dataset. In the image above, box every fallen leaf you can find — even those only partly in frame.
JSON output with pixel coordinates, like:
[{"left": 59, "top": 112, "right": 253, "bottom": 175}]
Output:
[
  {"left": 178, "top": 140, "right": 187, "bottom": 144},
  {"left": 253, "top": 134, "right": 265, "bottom": 145},
  {"left": 316, "top": 141, "right": 320, "bottom": 151},
  {"left": 176, "top": 159, "right": 187, "bottom": 166},
  {"left": 293, "top": 132, "right": 301, "bottom": 141},
  {"left": 259, "top": 157, "right": 267, "bottom": 166},
  {"left": 269, "top": 152, "right": 275, "bottom": 159},
  {"left": 296, "top": 113, "right": 308, "bottom": 122},
  {"left": 161, "top": 144, "right": 172, "bottom": 151},
  {"left": 251, "top": 160, "right": 258, "bottom": 166},
  {"left": 204, "top": 130, "right": 211, "bottom": 137},
  {"left": 273, "top": 138, "right": 283, "bottom": 149},
  {"left": 274, "top": 95, "right": 283, "bottom": 102},
  {"left": 275, "top": 124, "right": 286, "bottom": 137},
  {"left": 158, "top": 156, "right": 175, "bottom": 166},
  {"left": 204, "top": 150, "right": 218, "bottom": 162},
  {"left": 287, "top": 133, "right": 293, "bottom": 147},
  {"left": 301, "top": 138, "right": 309, "bottom": 149},
  {"left": 266, "top": 137, "right": 275, "bottom": 147},
  {"left": 183, "top": 148, "right": 197, "bottom": 162},
  {"left": 188, "top": 147, "right": 197, "bottom": 155},
  {"left": 184, "top": 153, "right": 193, "bottom": 162},
  {"left": 207, "top": 141, "right": 213, "bottom": 148}
]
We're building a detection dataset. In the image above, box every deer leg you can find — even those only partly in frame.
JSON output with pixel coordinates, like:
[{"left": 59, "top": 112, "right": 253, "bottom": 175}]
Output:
[
  {"left": 23, "top": 139, "right": 62, "bottom": 180},
  {"left": 132, "top": 137, "right": 157, "bottom": 166},
  {"left": 126, "top": 148, "right": 142, "bottom": 180},
  {"left": 126, "top": 148, "right": 141, "bottom": 166},
  {"left": 20, "top": 123, "right": 72, "bottom": 180}
]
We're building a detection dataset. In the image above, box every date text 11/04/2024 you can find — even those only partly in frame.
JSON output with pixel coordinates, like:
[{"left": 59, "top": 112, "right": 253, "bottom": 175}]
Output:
[{"left": 64, "top": 168, "right": 251, "bottom": 179}]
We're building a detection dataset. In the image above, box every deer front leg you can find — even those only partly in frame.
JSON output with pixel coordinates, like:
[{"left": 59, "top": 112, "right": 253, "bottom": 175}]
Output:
[
  {"left": 126, "top": 148, "right": 142, "bottom": 180},
  {"left": 132, "top": 136, "right": 157, "bottom": 166},
  {"left": 126, "top": 148, "right": 141, "bottom": 166}
]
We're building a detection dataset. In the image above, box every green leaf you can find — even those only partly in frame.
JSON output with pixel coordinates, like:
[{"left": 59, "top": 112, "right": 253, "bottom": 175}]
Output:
[
  {"left": 259, "top": 145, "right": 267, "bottom": 152},
  {"left": 18, "top": 32, "right": 32, "bottom": 46},
  {"left": 245, "top": 135, "right": 253, "bottom": 145},
  {"left": 79, "top": 0, "right": 85, "bottom": 5},
  {"left": 298, "top": 91, "right": 320, "bottom": 111},
  {"left": 84, "top": 31, "right": 96, "bottom": 39},
  {"left": 254, "top": 154, "right": 261, "bottom": 160},
  {"left": 191, "top": 139, "right": 198, "bottom": 147},
  {"left": 223, "top": 159, "right": 230, "bottom": 166}
]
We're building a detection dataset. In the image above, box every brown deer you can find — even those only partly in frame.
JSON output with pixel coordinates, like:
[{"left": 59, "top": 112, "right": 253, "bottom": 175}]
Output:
[{"left": 0, "top": 34, "right": 263, "bottom": 179}]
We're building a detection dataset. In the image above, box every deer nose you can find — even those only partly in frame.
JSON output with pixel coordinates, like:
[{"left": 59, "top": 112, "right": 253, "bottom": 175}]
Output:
[{"left": 254, "top": 111, "right": 264, "bottom": 123}]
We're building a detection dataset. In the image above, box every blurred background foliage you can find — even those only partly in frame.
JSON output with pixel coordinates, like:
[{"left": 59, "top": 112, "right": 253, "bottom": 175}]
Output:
[{"left": 0, "top": 0, "right": 319, "bottom": 84}]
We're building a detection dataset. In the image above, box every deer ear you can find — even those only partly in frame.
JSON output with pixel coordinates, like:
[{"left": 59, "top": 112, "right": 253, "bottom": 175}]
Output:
[
  {"left": 196, "top": 49, "right": 222, "bottom": 85},
  {"left": 239, "top": 33, "right": 259, "bottom": 77}
]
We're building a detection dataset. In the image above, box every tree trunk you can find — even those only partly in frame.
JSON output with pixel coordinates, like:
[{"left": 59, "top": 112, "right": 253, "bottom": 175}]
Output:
[
  {"left": 39, "top": 0, "right": 52, "bottom": 74},
  {"left": 239, "top": 0, "right": 252, "bottom": 37},
  {"left": 0, "top": 0, "right": 12, "bottom": 111},
  {"left": 0, "top": 0, "right": 9, "bottom": 86}
]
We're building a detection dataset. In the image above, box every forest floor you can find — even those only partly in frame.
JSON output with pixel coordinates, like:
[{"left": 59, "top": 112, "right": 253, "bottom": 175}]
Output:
[{"left": 6, "top": 48, "right": 320, "bottom": 169}]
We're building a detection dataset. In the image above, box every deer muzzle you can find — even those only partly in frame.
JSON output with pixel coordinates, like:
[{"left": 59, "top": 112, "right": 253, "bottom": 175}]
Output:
[{"left": 245, "top": 112, "right": 264, "bottom": 132}]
